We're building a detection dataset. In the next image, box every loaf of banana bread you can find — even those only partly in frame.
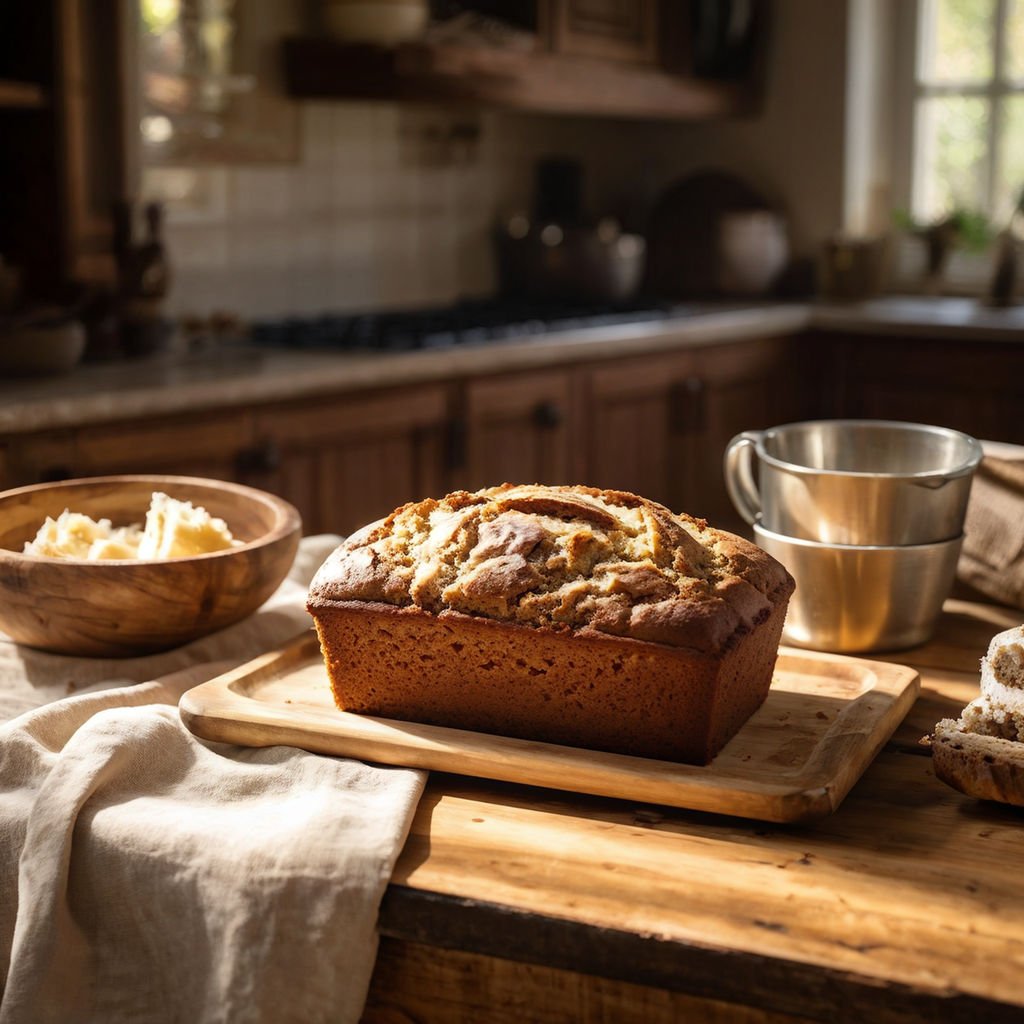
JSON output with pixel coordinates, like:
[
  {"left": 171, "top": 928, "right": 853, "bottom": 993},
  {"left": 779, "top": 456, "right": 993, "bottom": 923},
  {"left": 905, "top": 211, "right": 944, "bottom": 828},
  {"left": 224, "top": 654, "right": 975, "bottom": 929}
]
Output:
[{"left": 307, "top": 484, "right": 795, "bottom": 764}]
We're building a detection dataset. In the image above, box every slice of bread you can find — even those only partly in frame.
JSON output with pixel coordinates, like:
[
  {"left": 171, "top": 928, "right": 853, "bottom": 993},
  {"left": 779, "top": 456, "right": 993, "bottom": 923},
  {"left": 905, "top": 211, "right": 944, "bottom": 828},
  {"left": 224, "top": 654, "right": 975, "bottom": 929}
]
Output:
[
  {"left": 931, "top": 716, "right": 1024, "bottom": 807},
  {"left": 928, "top": 624, "right": 1024, "bottom": 806},
  {"left": 980, "top": 626, "right": 1024, "bottom": 716}
]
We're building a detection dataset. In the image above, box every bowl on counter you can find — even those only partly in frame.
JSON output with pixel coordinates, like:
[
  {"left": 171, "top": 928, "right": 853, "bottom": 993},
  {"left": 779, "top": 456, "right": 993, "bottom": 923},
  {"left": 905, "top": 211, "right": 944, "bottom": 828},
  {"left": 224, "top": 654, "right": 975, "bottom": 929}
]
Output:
[
  {"left": 323, "top": 0, "right": 428, "bottom": 45},
  {"left": 495, "top": 218, "right": 647, "bottom": 304},
  {"left": 0, "top": 476, "right": 302, "bottom": 657},
  {"left": 0, "top": 307, "right": 86, "bottom": 376},
  {"left": 725, "top": 419, "right": 983, "bottom": 546},
  {"left": 753, "top": 521, "right": 962, "bottom": 653}
]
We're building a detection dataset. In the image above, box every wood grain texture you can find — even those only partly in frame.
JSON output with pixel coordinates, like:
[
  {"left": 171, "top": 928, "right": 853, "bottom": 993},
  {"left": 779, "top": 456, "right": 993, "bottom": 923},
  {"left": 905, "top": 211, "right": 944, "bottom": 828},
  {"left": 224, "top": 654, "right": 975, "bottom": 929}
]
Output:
[
  {"left": 0, "top": 475, "right": 301, "bottom": 656},
  {"left": 282, "top": 37, "right": 757, "bottom": 121},
  {"left": 0, "top": 78, "right": 46, "bottom": 108},
  {"left": 457, "top": 369, "right": 577, "bottom": 493},
  {"left": 365, "top": 936, "right": 814, "bottom": 1024},
  {"left": 366, "top": 600, "right": 1024, "bottom": 1022},
  {"left": 179, "top": 636, "right": 918, "bottom": 823},
  {"left": 252, "top": 385, "right": 449, "bottom": 536},
  {"left": 179, "top": 597, "right": 1024, "bottom": 1020},
  {"left": 376, "top": 755, "right": 1024, "bottom": 1022}
]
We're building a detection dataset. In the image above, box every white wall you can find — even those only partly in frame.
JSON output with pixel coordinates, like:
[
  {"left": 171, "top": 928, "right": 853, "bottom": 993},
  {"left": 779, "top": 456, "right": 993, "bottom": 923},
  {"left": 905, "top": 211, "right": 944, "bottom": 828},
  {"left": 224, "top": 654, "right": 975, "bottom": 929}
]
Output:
[
  {"left": 154, "top": 104, "right": 646, "bottom": 318},
  {"left": 156, "top": 0, "right": 854, "bottom": 320},
  {"left": 589, "top": 0, "right": 852, "bottom": 258}
]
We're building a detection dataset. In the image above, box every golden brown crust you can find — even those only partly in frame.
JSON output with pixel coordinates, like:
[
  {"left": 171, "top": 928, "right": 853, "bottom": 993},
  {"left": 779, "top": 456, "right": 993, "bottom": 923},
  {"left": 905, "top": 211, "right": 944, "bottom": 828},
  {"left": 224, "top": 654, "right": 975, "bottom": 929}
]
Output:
[
  {"left": 307, "top": 483, "right": 793, "bottom": 657},
  {"left": 929, "top": 625, "right": 1024, "bottom": 804},
  {"left": 306, "top": 484, "right": 795, "bottom": 765},
  {"left": 931, "top": 719, "right": 1024, "bottom": 807},
  {"left": 311, "top": 595, "right": 790, "bottom": 764}
]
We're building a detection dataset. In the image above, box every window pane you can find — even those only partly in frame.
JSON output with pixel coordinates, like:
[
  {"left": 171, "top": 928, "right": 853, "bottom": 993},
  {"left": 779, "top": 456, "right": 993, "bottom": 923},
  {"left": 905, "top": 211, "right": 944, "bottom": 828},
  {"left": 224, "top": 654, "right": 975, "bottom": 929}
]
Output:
[
  {"left": 918, "top": 0, "right": 995, "bottom": 83},
  {"left": 1007, "top": 0, "right": 1024, "bottom": 80},
  {"left": 914, "top": 96, "right": 990, "bottom": 218},
  {"left": 996, "top": 96, "right": 1024, "bottom": 220}
]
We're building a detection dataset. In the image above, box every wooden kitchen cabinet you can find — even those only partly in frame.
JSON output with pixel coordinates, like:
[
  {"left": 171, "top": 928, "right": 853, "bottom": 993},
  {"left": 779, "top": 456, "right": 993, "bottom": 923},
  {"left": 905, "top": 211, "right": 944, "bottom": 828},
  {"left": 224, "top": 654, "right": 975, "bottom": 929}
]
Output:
[
  {"left": 250, "top": 384, "right": 449, "bottom": 537},
  {"left": 541, "top": 0, "right": 659, "bottom": 64},
  {"left": 584, "top": 349, "right": 700, "bottom": 512},
  {"left": 694, "top": 335, "right": 805, "bottom": 527},
  {"left": 73, "top": 410, "right": 256, "bottom": 480},
  {"left": 0, "top": 333, "right": 804, "bottom": 539},
  {"left": 819, "top": 332, "right": 1024, "bottom": 444},
  {"left": 452, "top": 368, "right": 582, "bottom": 493},
  {"left": 0, "top": 431, "right": 78, "bottom": 490},
  {"left": 283, "top": 0, "right": 768, "bottom": 121},
  {"left": 0, "top": 410, "right": 256, "bottom": 489},
  {"left": 584, "top": 335, "right": 802, "bottom": 528},
  {"left": 0, "top": 0, "right": 131, "bottom": 299},
  {"left": 0, "top": 386, "right": 448, "bottom": 539}
]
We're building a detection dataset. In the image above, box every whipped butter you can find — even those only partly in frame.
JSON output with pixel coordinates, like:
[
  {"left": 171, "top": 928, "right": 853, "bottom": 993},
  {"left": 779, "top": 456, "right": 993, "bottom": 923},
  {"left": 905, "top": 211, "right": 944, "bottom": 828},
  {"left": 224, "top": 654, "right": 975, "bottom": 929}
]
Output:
[{"left": 24, "top": 492, "right": 241, "bottom": 560}]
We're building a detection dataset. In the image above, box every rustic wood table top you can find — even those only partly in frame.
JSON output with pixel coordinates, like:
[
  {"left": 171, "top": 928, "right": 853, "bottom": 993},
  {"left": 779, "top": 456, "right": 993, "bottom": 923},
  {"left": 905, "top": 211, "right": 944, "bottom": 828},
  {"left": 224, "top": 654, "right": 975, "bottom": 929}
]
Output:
[{"left": 373, "top": 598, "right": 1024, "bottom": 1024}]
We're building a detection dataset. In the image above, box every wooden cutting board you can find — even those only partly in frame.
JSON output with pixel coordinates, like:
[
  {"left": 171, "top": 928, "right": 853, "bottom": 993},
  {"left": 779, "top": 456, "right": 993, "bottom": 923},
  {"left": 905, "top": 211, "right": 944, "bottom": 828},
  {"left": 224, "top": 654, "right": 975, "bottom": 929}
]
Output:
[{"left": 179, "top": 631, "right": 919, "bottom": 823}]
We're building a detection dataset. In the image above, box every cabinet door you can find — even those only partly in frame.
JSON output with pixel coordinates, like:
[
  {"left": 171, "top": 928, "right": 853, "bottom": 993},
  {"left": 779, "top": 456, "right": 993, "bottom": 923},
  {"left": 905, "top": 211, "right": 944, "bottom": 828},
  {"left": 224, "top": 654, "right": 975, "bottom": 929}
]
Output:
[
  {"left": 455, "top": 369, "right": 580, "bottom": 493},
  {"left": 585, "top": 337, "right": 803, "bottom": 526},
  {"left": 825, "top": 333, "right": 1024, "bottom": 444},
  {"left": 253, "top": 385, "right": 449, "bottom": 537},
  {"left": 584, "top": 350, "right": 702, "bottom": 512},
  {"left": 543, "top": 0, "right": 658, "bottom": 64},
  {"left": 694, "top": 336, "right": 804, "bottom": 530},
  {"left": 0, "top": 431, "right": 79, "bottom": 488},
  {"left": 3, "top": 410, "right": 256, "bottom": 486}
]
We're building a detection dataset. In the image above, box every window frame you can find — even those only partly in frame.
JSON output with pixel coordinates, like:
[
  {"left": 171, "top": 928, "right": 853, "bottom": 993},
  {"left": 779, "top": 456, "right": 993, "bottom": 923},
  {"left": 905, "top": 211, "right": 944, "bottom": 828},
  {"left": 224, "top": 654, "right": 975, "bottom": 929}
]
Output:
[{"left": 893, "top": 0, "right": 1023, "bottom": 224}]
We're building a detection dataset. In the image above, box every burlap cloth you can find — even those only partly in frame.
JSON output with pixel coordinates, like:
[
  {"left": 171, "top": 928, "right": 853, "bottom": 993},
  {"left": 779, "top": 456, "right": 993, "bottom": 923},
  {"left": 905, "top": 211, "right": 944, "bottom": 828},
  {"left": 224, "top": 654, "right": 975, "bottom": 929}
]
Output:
[
  {"left": 0, "top": 534, "right": 426, "bottom": 1024},
  {"left": 959, "top": 445, "right": 1024, "bottom": 609}
]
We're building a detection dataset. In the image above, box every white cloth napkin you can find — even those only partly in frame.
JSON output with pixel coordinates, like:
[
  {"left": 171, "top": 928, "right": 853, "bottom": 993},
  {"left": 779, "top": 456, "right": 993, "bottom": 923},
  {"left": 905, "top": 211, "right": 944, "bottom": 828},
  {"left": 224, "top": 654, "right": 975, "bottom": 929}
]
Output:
[{"left": 0, "top": 535, "right": 427, "bottom": 1024}]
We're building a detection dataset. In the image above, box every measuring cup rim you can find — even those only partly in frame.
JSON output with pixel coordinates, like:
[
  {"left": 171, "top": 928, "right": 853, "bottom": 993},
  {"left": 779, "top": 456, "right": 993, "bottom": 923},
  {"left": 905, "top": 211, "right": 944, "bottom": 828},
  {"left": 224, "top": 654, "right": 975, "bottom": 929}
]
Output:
[
  {"left": 752, "top": 520, "right": 966, "bottom": 553},
  {"left": 751, "top": 419, "right": 984, "bottom": 481}
]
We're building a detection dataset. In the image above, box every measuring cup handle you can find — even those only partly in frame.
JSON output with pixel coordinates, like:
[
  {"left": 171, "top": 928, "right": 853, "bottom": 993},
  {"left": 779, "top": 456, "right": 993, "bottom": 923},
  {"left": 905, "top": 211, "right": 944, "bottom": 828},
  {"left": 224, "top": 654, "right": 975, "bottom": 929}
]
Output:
[{"left": 724, "top": 431, "right": 763, "bottom": 526}]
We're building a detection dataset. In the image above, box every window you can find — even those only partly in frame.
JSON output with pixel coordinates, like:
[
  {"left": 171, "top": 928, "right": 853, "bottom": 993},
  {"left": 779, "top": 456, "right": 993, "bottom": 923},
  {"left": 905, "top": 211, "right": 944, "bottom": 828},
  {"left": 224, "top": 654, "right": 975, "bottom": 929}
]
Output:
[{"left": 908, "top": 0, "right": 1024, "bottom": 224}]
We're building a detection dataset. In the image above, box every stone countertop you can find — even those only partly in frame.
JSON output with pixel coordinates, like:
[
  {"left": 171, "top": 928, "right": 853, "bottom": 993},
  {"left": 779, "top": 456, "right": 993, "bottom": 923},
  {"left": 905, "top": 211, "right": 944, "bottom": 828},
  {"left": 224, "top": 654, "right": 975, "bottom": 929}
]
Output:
[
  {"left": 2, "top": 296, "right": 1023, "bottom": 436},
  {"left": 810, "top": 294, "right": 1024, "bottom": 339},
  {"left": 0, "top": 304, "right": 808, "bottom": 435}
]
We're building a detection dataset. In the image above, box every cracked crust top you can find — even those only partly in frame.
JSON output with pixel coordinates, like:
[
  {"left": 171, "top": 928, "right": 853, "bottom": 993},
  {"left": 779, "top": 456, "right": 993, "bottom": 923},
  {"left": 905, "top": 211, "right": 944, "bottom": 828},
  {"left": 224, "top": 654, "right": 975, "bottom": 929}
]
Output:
[{"left": 307, "top": 483, "right": 795, "bottom": 655}]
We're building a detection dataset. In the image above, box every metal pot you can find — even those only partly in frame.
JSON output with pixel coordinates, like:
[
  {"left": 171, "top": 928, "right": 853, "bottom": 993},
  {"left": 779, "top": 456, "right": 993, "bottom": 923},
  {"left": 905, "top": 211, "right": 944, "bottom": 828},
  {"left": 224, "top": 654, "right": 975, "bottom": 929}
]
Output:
[
  {"left": 495, "top": 218, "right": 646, "bottom": 304},
  {"left": 754, "top": 521, "right": 962, "bottom": 653},
  {"left": 725, "top": 419, "right": 983, "bottom": 546}
]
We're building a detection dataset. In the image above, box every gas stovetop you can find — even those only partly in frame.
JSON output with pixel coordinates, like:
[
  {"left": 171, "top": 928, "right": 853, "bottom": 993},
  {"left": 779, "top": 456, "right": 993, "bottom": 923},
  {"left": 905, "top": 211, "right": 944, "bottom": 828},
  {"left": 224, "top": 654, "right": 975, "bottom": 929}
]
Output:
[{"left": 250, "top": 299, "right": 683, "bottom": 354}]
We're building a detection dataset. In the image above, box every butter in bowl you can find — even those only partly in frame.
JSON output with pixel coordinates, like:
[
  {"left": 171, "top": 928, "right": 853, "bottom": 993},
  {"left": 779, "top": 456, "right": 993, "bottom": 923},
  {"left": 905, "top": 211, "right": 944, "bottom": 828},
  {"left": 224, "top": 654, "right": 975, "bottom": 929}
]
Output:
[{"left": 0, "top": 476, "right": 302, "bottom": 657}]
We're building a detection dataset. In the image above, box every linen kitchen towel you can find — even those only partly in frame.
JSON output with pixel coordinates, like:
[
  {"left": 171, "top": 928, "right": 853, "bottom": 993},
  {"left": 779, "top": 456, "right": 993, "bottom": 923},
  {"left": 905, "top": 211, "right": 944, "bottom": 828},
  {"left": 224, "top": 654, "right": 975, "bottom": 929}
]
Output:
[
  {"left": 959, "top": 444, "right": 1024, "bottom": 609},
  {"left": 0, "top": 535, "right": 427, "bottom": 1024}
]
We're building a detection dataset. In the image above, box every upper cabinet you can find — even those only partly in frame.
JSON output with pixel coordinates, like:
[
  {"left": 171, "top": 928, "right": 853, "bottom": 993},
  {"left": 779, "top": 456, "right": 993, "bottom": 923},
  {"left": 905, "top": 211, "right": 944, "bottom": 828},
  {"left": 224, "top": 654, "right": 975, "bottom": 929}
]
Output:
[
  {"left": 0, "top": 80, "right": 46, "bottom": 109},
  {"left": 283, "top": 0, "right": 771, "bottom": 121},
  {"left": 546, "top": 0, "right": 659, "bottom": 65},
  {"left": 0, "top": 0, "right": 132, "bottom": 299}
]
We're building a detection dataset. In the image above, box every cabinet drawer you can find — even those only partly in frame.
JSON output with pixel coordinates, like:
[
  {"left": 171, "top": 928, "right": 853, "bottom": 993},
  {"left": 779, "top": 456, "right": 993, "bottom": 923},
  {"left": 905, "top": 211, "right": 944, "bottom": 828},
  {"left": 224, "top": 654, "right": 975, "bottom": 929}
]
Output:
[
  {"left": 0, "top": 432, "right": 78, "bottom": 487},
  {"left": 456, "top": 369, "right": 580, "bottom": 491},
  {"left": 256, "top": 386, "right": 449, "bottom": 444},
  {"left": 75, "top": 413, "right": 255, "bottom": 473}
]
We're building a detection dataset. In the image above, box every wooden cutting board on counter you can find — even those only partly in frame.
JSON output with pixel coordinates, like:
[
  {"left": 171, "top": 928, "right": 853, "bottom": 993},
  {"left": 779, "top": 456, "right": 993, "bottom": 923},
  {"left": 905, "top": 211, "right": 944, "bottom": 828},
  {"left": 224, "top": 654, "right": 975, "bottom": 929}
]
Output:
[{"left": 179, "top": 631, "right": 919, "bottom": 823}]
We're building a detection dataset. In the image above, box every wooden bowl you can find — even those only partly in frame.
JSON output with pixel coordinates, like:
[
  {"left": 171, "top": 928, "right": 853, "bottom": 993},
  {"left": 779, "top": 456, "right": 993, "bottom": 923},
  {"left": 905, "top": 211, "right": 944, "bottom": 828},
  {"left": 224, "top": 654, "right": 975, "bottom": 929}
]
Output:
[{"left": 0, "top": 475, "right": 302, "bottom": 657}]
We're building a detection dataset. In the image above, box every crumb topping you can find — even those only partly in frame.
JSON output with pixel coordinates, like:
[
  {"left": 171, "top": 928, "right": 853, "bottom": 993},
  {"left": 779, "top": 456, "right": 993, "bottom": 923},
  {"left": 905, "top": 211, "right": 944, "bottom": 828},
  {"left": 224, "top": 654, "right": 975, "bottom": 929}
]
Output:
[{"left": 308, "top": 483, "right": 793, "bottom": 653}]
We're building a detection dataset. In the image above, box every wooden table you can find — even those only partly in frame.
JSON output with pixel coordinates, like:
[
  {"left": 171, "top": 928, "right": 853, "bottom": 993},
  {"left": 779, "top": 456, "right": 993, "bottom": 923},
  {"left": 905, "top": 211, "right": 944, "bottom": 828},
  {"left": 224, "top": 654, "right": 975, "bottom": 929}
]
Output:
[{"left": 363, "top": 599, "right": 1024, "bottom": 1023}]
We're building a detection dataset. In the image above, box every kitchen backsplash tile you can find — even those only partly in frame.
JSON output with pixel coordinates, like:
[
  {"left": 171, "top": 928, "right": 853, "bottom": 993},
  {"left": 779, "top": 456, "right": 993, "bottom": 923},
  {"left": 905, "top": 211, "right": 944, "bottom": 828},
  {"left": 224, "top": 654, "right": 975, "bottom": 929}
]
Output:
[
  {"left": 168, "top": 225, "right": 228, "bottom": 272},
  {"left": 228, "top": 167, "right": 296, "bottom": 222},
  {"left": 300, "top": 104, "right": 335, "bottom": 166},
  {"left": 149, "top": 99, "right": 642, "bottom": 320}
]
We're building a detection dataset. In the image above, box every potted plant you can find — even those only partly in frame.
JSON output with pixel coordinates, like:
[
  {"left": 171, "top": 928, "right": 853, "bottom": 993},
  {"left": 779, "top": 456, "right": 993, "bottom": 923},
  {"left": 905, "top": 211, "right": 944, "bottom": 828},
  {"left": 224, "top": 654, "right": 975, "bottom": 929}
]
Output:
[{"left": 893, "top": 207, "right": 991, "bottom": 295}]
